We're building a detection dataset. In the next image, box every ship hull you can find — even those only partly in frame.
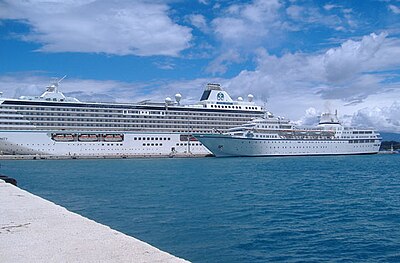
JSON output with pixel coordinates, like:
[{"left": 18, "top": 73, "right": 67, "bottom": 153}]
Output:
[
  {"left": 195, "top": 134, "right": 381, "bottom": 157},
  {"left": 0, "top": 131, "right": 211, "bottom": 157}
]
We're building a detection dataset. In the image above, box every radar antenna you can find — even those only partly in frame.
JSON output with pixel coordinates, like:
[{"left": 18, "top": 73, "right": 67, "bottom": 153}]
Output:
[
  {"left": 47, "top": 75, "right": 67, "bottom": 92},
  {"left": 57, "top": 75, "right": 67, "bottom": 85},
  {"left": 324, "top": 101, "right": 332, "bottom": 114}
]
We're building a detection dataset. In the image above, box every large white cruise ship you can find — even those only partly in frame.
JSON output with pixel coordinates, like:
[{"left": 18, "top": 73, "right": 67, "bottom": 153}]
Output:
[
  {"left": 195, "top": 111, "right": 382, "bottom": 157},
  {"left": 0, "top": 79, "right": 265, "bottom": 157}
]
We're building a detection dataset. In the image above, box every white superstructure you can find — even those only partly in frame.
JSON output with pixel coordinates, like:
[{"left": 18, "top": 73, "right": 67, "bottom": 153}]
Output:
[
  {"left": 195, "top": 111, "right": 382, "bottom": 157},
  {"left": 0, "top": 80, "right": 265, "bottom": 157}
]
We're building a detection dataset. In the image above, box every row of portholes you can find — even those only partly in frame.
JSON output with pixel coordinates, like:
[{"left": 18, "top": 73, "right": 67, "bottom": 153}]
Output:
[
  {"left": 241, "top": 143, "right": 330, "bottom": 149},
  {"left": 176, "top": 143, "right": 202, "bottom": 146},
  {"left": 255, "top": 135, "right": 278, "bottom": 138},
  {"left": 255, "top": 140, "right": 347, "bottom": 144},
  {"left": 143, "top": 143, "right": 163, "bottom": 147},
  {"left": 210, "top": 105, "right": 258, "bottom": 110},
  {"left": 134, "top": 137, "right": 170, "bottom": 141}
]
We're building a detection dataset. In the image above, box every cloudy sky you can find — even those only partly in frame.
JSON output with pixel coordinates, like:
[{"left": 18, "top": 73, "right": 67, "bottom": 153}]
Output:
[{"left": 0, "top": 0, "right": 400, "bottom": 132}]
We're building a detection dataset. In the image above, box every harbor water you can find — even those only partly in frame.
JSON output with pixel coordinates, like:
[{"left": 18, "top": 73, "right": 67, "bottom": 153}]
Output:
[{"left": 1, "top": 154, "right": 400, "bottom": 262}]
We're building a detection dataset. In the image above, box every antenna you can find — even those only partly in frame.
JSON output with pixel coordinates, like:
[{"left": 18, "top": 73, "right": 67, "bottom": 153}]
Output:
[
  {"left": 57, "top": 75, "right": 67, "bottom": 86},
  {"left": 324, "top": 101, "right": 332, "bottom": 114},
  {"left": 47, "top": 75, "right": 67, "bottom": 92}
]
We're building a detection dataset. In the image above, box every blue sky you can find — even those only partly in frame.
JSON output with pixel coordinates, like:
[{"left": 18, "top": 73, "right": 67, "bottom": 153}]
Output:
[{"left": 0, "top": 0, "right": 400, "bottom": 131}]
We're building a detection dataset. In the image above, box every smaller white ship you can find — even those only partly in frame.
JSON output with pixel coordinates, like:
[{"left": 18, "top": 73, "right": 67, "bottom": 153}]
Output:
[{"left": 195, "top": 111, "right": 382, "bottom": 157}]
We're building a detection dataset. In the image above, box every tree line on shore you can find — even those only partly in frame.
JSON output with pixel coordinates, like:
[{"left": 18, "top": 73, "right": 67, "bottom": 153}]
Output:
[{"left": 380, "top": 141, "right": 400, "bottom": 151}]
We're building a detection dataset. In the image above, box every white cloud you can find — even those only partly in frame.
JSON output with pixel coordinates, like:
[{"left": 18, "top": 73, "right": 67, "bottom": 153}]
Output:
[
  {"left": 293, "top": 100, "right": 400, "bottom": 132},
  {"left": 0, "top": 74, "right": 130, "bottom": 102},
  {"left": 323, "top": 32, "right": 389, "bottom": 82},
  {"left": 286, "top": 4, "right": 352, "bottom": 32},
  {"left": 294, "top": 107, "right": 320, "bottom": 126},
  {"left": 286, "top": 5, "right": 304, "bottom": 20},
  {"left": 240, "top": 32, "right": 399, "bottom": 98},
  {"left": 205, "top": 0, "right": 285, "bottom": 74},
  {"left": 206, "top": 49, "right": 243, "bottom": 75},
  {"left": 208, "top": 1, "right": 360, "bottom": 74},
  {"left": 0, "top": 0, "right": 192, "bottom": 56},
  {"left": 211, "top": 0, "right": 282, "bottom": 47},
  {"left": 0, "top": 73, "right": 225, "bottom": 106},
  {"left": 220, "top": 32, "right": 400, "bottom": 131},
  {"left": 323, "top": 4, "right": 339, "bottom": 11},
  {"left": 351, "top": 102, "right": 400, "bottom": 132},
  {"left": 1, "top": 60, "right": 400, "bottom": 132},
  {"left": 153, "top": 61, "right": 175, "bottom": 70},
  {"left": 198, "top": 0, "right": 209, "bottom": 5},
  {"left": 187, "top": 14, "right": 208, "bottom": 32},
  {"left": 388, "top": 4, "right": 400, "bottom": 14}
]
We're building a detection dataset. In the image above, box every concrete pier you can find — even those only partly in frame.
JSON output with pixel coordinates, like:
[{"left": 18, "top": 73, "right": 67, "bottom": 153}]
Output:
[{"left": 0, "top": 179, "right": 189, "bottom": 262}]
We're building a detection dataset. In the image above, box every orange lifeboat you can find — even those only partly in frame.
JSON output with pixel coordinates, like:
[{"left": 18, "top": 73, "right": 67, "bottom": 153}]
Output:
[
  {"left": 103, "top": 134, "right": 124, "bottom": 142},
  {"left": 78, "top": 134, "right": 99, "bottom": 142},
  {"left": 52, "top": 134, "right": 75, "bottom": 142}
]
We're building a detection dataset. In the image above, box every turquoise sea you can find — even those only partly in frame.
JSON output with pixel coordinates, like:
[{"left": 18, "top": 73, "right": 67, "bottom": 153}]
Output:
[{"left": 2, "top": 154, "right": 400, "bottom": 262}]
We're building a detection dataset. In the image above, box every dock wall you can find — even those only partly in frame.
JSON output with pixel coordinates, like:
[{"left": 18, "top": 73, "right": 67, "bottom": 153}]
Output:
[{"left": 0, "top": 179, "right": 189, "bottom": 262}]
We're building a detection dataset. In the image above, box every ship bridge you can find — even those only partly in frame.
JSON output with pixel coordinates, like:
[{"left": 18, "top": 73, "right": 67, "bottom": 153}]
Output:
[
  {"left": 18, "top": 76, "right": 80, "bottom": 103},
  {"left": 198, "top": 83, "right": 263, "bottom": 112},
  {"left": 317, "top": 111, "right": 342, "bottom": 129},
  {"left": 200, "top": 83, "right": 234, "bottom": 103}
]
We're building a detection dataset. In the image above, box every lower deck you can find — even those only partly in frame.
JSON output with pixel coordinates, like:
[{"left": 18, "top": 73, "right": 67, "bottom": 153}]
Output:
[{"left": 0, "top": 131, "right": 211, "bottom": 157}]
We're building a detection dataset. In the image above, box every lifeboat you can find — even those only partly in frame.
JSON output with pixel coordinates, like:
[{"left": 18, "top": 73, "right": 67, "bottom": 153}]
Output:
[
  {"left": 103, "top": 134, "right": 124, "bottom": 142},
  {"left": 52, "top": 134, "right": 75, "bottom": 142},
  {"left": 78, "top": 134, "right": 99, "bottom": 142}
]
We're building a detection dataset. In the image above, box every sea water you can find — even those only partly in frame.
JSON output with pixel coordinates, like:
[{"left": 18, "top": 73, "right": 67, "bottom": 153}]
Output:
[{"left": 1, "top": 154, "right": 400, "bottom": 262}]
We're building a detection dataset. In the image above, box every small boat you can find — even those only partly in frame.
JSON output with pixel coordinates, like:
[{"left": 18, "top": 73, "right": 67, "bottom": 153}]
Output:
[
  {"left": 52, "top": 134, "right": 75, "bottom": 142},
  {"left": 103, "top": 134, "right": 124, "bottom": 142},
  {"left": 78, "top": 134, "right": 98, "bottom": 142}
]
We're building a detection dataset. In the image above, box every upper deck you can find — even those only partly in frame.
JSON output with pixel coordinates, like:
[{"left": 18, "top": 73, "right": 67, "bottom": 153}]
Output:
[
  {"left": 0, "top": 81, "right": 265, "bottom": 133},
  {"left": 0, "top": 83, "right": 263, "bottom": 113},
  {"left": 225, "top": 113, "right": 381, "bottom": 142}
]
